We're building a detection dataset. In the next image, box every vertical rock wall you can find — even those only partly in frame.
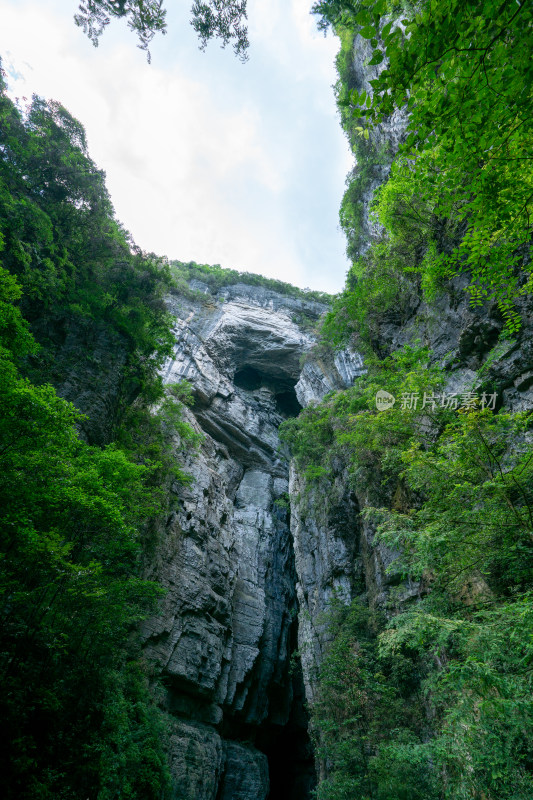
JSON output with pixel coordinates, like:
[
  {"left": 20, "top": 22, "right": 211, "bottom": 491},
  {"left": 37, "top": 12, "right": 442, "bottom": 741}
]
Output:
[
  {"left": 141, "top": 283, "right": 360, "bottom": 799},
  {"left": 288, "top": 21, "right": 533, "bottom": 732}
]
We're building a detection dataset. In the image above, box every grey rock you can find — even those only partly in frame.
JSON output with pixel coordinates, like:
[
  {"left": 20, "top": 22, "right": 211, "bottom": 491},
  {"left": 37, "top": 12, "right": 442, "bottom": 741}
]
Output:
[
  {"left": 289, "top": 463, "right": 361, "bottom": 703},
  {"left": 202, "top": 300, "right": 310, "bottom": 380},
  {"left": 217, "top": 282, "right": 328, "bottom": 320},
  {"left": 167, "top": 720, "right": 224, "bottom": 800},
  {"left": 296, "top": 347, "right": 365, "bottom": 406},
  {"left": 46, "top": 319, "right": 129, "bottom": 445},
  {"left": 349, "top": 21, "right": 409, "bottom": 257},
  {"left": 142, "top": 286, "right": 341, "bottom": 798},
  {"left": 218, "top": 741, "right": 269, "bottom": 800}
]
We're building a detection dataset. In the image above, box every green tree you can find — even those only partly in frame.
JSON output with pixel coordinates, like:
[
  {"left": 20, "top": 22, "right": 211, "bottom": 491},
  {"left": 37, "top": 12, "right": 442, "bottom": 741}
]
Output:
[
  {"left": 283, "top": 346, "right": 533, "bottom": 798},
  {"left": 312, "top": 599, "right": 438, "bottom": 800},
  {"left": 0, "top": 68, "right": 175, "bottom": 432},
  {"left": 314, "top": 0, "right": 533, "bottom": 328},
  {"left": 0, "top": 65, "right": 195, "bottom": 798},
  {"left": 0, "top": 265, "right": 170, "bottom": 797},
  {"left": 74, "top": 0, "right": 249, "bottom": 61},
  {"left": 372, "top": 410, "right": 533, "bottom": 799}
]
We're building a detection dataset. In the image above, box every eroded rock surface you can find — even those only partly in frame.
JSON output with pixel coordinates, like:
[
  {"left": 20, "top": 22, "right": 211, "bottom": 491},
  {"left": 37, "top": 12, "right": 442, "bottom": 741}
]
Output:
[
  {"left": 142, "top": 283, "right": 358, "bottom": 799},
  {"left": 296, "top": 347, "right": 365, "bottom": 407},
  {"left": 143, "top": 275, "right": 533, "bottom": 796}
]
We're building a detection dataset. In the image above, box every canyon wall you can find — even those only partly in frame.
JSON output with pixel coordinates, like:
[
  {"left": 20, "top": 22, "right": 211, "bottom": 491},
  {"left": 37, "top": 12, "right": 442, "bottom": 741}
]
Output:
[{"left": 139, "top": 282, "right": 362, "bottom": 798}]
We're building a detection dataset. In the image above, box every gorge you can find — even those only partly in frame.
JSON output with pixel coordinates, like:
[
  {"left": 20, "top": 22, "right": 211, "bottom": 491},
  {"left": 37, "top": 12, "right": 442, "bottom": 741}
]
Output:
[
  {"left": 138, "top": 260, "right": 533, "bottom": 798},
  {"left": 141, "top": 280, "right": 361, "bottom": 798},
  {"left": 1, "top": 1, "right": 533, "bottom": 798}
]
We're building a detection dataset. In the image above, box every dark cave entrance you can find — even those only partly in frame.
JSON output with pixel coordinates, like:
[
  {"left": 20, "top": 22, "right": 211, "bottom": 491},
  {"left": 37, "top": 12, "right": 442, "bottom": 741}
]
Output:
[
  {"left": 275, "top": 388, "right": 302, "bottom": 417},
  {"left": 258, "top": 664, "right": 316, "bottom": 800},
  {"left": 217, "top": 486, "right": 315, "bottom": 799},
  {"left": 219, "top": 661, "right": 316, "bottom": 800},
  {"left": 233, "top": 365, "right": 302, "bottom": 418},
  {"left": 234, "top": 365, "right": 263, "bottom": 391}
]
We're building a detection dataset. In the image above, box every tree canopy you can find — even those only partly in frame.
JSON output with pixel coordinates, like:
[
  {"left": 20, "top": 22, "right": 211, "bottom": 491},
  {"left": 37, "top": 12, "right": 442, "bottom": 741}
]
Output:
[
  {"left": 0, "top": 62, "right": 197, "bottom": 799},
  {"left": 75, "top": 0, "right": 249, "bottom": 61},
  {"left": 314, "top": 0, "right": 533, "bottom": 329}
]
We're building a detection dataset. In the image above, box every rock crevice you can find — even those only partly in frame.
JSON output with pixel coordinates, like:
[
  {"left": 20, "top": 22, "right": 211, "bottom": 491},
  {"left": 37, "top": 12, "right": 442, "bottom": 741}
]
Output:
[{"left": 143, "top": 284, "right": 357, "bottom": 799}]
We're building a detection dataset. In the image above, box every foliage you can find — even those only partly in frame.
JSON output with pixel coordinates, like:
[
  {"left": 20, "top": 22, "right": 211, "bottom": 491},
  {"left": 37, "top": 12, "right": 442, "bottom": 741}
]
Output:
[
  {"left": 320, "top": 239, "right": 420, "bottom": 351},
  {"left": 293, "top": 4, "right": 533, "bottom": 797},
  {"left": 0, "top": 73, "right": 193, "bottom": 798},
  {"left": 280, "top": 344, "right": 443, "bottom": 497},
  {"left": 75, "top": 0, "right": 166, "bottom": 61},
  {"left": 97, "top": 662, "right": 171, "bottom": 800},
  {"left": 331, "top": 21, "right": 394, "bottom": 263},
  {"left": 288, "top": 340, "right": 533, "bottom": 798},
  {"left": 314, "top": 0, "right": 533, "bottom": 328},
  {"left": 314, "top": 7, "right": 425, "bottom": 349},
  {"left": 370, "top": 409, "right": 533, "bottom": 798},
  {"left": 170, "top": 259, "right": 333, "bottom": 305},
  {"left": 374, "top": 410, "right": 533, "bottom": 595},
  {"left": 116, "top": 379, "right": 203, "bottom": 491},
  {"left": 312, "top": 599, "right": 438, "bottom": 800},
  {"left": 74, "top": 0, "right": 249, "bottom": 61},
  {"left": 191, "top": 0, "right": 249, "bottom": 61},
  {"left": 0, "top": 268, "right": 176, "bottom": 798},
  {"left": 0, "top": 69, "right": 174, "bottom": 425}
]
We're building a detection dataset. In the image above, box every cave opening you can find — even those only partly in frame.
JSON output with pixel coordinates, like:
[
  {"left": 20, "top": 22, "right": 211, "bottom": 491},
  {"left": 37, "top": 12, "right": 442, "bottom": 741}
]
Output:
[
  {"left": 233, "top": 365, "right": 302, "bottom": 418},
  {"left": 234, "top": 365, "right": 263, "bottom": 391},
  {"left": 258, "top": 664, "right": 316, "bottom": 800},
  {"left": 217, "top": 497, "right": 316, "bottom": 799},
  {"left": 275, "top": 388, "right": 302, "bottom": 418}
]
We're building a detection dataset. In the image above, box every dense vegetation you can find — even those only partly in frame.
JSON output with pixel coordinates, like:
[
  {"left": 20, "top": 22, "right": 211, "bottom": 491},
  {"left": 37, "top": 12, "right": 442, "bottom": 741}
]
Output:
[
  {"left": 3, "top": 0, "right": 533, "bottom": 796},
  {"left": 170, "top": 258, "right": 332, "bottom": 305},
  {"left": 281, "top": 347, "right": 533, "bottom": 799},
  {"left": 315, "top": 0, "right": 533, "bottom": 337},
  {"left": 278, "top": 1, "right": 533, "bottom": 798},
  {"left": 0, "top": 65, "right": 196, "bottom": 799}
]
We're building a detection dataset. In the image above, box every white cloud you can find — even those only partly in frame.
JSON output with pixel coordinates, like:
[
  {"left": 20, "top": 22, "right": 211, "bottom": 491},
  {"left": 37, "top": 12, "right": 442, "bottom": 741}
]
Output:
[{"left": 0, "top": 0, "right": 351, "bottom": 293}]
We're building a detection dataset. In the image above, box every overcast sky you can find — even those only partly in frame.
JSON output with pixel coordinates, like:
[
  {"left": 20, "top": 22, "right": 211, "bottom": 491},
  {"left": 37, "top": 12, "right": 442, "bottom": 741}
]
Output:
[{"left": 0, "top": 0, "right": 353, "bottom": 293}]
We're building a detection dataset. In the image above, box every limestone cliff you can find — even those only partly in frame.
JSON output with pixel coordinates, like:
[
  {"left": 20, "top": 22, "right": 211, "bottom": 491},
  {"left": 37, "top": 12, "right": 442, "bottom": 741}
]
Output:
[
  {"left": 140, "top": 282, "right": 361, "bottom": 799},
  {"left": 286, "top": 22, "right": 533, "bottom": 770},
  {"left": 140, "top": 212, "right": 533, "bottom": 800}
]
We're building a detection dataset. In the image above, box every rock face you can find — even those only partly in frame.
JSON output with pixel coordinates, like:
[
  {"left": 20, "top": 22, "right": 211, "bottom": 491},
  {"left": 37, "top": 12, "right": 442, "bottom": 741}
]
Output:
[
  {"left": 148, "top": 276, "right": 533, "bottom": 795},
  {"left": 295, "top": 346, "right": 365, "bottom": 407},
  {"left": 348, "top": 22, "right": 409, "bottom": 257},
  {"left": 138, "top": 25, "right": 533, "bottom": 797},
  {"left": 141, "top": 283, "right": 355, "bottom": 799},
  {"left": 289, "top": 279, "right": 533, "bottom": 729}
]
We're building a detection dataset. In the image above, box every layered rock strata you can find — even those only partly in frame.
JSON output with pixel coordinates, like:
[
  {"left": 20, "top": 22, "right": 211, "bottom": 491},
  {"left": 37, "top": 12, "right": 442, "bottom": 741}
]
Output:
[
  {"left": 141, "top": 284, "right": 360, "bottom": 799},
  {"left": 140, "top": 273, "right": 533, "bottom": 798}
]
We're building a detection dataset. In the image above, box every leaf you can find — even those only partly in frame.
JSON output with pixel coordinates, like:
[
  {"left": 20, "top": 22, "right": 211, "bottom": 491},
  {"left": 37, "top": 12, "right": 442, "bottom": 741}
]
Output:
[{"left": 369, "top": 50, "right": 384, "bottom": 65}]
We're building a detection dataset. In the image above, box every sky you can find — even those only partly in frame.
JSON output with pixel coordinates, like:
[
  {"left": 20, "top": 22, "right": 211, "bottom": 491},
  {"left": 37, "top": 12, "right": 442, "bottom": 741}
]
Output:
[{"left": 0, "top": 0, "right": 353, "bottom": 293}]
